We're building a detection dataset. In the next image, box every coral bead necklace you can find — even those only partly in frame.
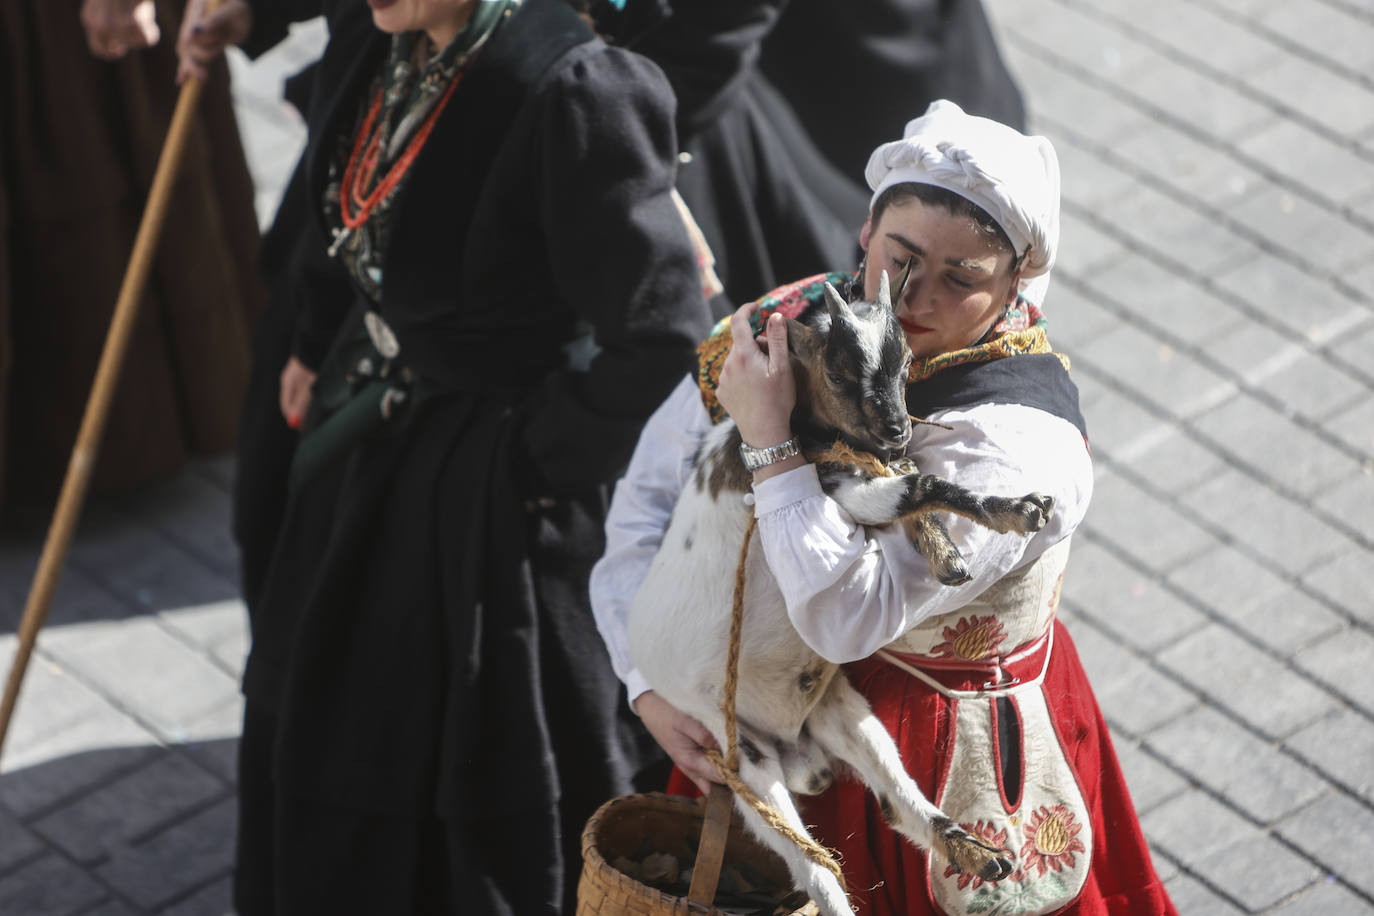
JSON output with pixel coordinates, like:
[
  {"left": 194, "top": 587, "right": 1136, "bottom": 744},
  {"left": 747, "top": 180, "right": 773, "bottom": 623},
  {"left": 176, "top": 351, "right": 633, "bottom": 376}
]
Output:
[{"left": 329, "top": 67, "right": 464, "bottom": 258}]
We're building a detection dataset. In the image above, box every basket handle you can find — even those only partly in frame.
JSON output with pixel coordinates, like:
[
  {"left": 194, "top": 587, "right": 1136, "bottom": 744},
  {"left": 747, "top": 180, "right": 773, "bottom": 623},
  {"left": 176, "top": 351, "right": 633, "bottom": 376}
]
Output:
[{"left": 687, "top": 783, "right": 733, "bottom": 907}]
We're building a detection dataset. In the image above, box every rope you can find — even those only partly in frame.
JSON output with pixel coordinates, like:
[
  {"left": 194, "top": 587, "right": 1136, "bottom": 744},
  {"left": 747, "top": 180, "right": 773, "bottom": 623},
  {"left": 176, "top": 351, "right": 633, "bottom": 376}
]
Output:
[
  {"left": 806, "top": 419, "right": 951, "bottom": 480},
  {"left": 715, "top": 514, "right": 846, "bottom": 888},
  {"left": 709, "top": 434, "right": 948, "bottom": 889},
  {"left": 808, "top": 441, "right": 893, "bottom": 478},
  {"left": 704, "top": 747, "right": 845, "bottom": 884},
  {"left": 705, "top": 432, "right": 962, "bottom": 887},
  {"left": 722, "top": 514, "right": 754, "bottom": 774}
]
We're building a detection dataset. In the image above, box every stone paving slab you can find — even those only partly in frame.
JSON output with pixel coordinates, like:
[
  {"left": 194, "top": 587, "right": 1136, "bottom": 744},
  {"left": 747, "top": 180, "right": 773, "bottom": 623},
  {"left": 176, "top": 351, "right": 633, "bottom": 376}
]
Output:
[
  {"left": 31, "top": 752, "right": 227, "bottom": 867},
  {"left": 981, "top": 2, "right": 1374, "bottom": 912},
  {"left": 0, "top": 1, "right": 1372, "bottom": 913}
]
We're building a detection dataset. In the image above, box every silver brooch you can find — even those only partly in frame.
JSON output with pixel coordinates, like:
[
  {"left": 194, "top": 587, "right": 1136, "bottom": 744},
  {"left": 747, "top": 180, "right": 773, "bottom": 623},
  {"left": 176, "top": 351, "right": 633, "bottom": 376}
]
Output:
[{"left": 364, "top": 310, "right": 401, "bottom": 359}]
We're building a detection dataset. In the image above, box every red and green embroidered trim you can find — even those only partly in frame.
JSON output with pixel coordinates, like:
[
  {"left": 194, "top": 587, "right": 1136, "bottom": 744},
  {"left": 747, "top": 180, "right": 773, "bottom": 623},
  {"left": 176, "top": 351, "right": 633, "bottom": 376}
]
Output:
[{"left": 696, "top": 271, "right": 856, "bottom": 422}]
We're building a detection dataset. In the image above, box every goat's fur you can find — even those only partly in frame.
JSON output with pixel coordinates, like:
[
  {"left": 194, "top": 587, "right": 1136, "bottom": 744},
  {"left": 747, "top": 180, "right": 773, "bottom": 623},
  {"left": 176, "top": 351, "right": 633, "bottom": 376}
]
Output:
[{"left": 627, "top": 273, "right": 1053, "bottom": 916}]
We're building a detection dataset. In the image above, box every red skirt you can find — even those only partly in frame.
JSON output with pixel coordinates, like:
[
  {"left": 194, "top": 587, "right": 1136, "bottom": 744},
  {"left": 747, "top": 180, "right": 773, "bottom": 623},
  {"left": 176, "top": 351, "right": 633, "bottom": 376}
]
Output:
[{"left": 667, "top": 622, "right": 1176, "bottom": 915}]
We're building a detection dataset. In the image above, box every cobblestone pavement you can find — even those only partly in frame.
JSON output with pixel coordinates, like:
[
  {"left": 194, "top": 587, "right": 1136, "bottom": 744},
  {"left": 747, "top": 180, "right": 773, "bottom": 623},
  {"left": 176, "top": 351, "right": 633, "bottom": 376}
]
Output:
[{"left": 2, "top": 2, "right": 1372, "bottom": 913}]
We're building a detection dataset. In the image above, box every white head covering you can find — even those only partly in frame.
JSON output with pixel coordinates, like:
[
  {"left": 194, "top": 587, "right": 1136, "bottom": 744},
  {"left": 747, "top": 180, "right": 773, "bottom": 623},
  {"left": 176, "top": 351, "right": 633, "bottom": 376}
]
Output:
[{"left": 865, "top": 100, "right": 1061, "bottom": 300}]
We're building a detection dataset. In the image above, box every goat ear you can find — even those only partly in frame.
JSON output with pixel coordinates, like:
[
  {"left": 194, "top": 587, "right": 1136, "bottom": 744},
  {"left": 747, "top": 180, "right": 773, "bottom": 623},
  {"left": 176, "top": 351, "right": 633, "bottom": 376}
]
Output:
[
  {"left": 823, "top": 281, "right": 854, "bottom": 323},
  {"left": 783, "top": 316, "right": 816, "bottom": 359}
]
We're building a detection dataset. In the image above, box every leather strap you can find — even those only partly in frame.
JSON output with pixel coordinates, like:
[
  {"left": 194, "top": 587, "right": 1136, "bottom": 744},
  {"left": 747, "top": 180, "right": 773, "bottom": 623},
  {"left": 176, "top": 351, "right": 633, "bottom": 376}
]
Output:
[
  {"left": 687, "top": 783, "right": 733, "bottom": 908},
  {"left": 877, "top": 626, "right": 1055, "bottom": 699}
]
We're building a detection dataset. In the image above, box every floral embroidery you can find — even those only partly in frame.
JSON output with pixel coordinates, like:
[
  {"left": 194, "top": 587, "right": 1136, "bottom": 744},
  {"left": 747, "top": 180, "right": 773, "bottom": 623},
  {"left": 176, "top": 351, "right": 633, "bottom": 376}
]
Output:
[
  {"left": 942, "top": 821, "right": 1013, "bottom": 891},
  {"left": 695, "top": 323, "right": 733, "bottom": 424},
  {"left": 966, "top": 872, "right": 1074, "bottom": 915},
  {"left": 930, "top": 615, "right": 1007, "bottom": 661},
  {"left": 1019, "top": 805, "right": 1086, "bottom": 877}
]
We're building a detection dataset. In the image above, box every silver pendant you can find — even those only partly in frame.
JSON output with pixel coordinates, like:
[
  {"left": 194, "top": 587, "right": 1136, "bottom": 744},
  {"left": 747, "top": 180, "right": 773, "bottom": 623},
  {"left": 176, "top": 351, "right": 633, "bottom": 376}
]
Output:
[{"left": 364, "top": 310, "right": 401, "bottom": 359}]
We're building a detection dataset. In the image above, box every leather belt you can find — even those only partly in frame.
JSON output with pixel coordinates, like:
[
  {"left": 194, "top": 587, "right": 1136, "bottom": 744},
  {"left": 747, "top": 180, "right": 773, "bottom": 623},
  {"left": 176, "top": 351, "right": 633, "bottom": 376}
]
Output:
[{"left": 876, "top": 627, "right": 1054, "bottom": 699}]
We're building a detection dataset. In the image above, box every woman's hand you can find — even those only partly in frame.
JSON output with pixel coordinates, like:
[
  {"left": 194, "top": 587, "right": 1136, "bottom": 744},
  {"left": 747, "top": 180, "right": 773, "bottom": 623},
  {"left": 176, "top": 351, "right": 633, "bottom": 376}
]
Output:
[
  {"left": 81, "top": 0, "right": 160, "bottom": 60},
  {"left": 279, "top": 357, "right": 316, "bottom": 431},
  {"left": 632, "top": 691, "right": 722, "bottom": 795},
  {"left": 176, "top": 0, "right": 251, "bottom": 84},
  {"left": 717, "top": 303, "right": 803, "bottom": 481}
]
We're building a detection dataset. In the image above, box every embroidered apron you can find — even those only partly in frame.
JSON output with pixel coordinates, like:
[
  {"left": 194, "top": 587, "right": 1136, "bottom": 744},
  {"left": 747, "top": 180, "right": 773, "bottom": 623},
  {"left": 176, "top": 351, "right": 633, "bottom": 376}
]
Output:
[{"left": 882, "top": 539, "right": 1090, "bottom": 916}]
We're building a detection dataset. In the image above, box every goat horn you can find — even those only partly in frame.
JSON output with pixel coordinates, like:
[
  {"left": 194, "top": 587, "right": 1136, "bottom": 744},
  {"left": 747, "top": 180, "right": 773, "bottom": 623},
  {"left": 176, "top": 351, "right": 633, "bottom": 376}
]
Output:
[
  {"left": 875, "top": 270, "right": 891, "bottom": 310},
  {"left": 890, "top": 258, "right": 913, "bottom": 306},
  {"left": 823, "top": 281, "right": 852, "bottom": 319}
]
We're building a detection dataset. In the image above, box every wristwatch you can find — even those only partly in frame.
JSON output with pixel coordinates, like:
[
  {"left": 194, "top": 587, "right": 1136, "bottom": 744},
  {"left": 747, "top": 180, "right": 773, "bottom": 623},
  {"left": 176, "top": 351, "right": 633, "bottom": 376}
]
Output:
[{"left": 738, "top": 436, "right": 802, "bottom": 473}]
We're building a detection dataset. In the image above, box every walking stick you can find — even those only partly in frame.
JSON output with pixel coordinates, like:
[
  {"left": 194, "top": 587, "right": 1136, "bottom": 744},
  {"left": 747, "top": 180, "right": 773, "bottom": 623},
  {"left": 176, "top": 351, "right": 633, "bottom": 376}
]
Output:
[{"left": 0, "top": 13, "right": 225, "bottom": 756}]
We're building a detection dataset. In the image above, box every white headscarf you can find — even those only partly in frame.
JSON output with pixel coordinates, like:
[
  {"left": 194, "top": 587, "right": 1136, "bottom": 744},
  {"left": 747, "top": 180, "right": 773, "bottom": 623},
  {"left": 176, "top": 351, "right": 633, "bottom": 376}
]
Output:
[{"left": 864, "top": 100, "right": 1061, "bottom": 304}]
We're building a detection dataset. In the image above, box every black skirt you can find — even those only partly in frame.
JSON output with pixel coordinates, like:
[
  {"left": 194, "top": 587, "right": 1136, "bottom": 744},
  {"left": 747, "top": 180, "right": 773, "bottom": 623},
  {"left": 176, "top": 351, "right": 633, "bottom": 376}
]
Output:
[{"left": 239, "top": 331, "right": 667, "bottom": 912}]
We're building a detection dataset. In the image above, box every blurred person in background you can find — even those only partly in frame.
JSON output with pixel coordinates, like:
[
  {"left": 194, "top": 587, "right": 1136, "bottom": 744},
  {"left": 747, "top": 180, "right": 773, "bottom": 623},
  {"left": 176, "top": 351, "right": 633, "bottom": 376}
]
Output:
[
  {"left": 594, "top": 0, "right": 1026, "bottom": 311},
  {"left": 759, "top": 0, "right": 1027, "bottom": 187},
  {"left": 0, "top": 0, "right": 263, "bottom": 523}
]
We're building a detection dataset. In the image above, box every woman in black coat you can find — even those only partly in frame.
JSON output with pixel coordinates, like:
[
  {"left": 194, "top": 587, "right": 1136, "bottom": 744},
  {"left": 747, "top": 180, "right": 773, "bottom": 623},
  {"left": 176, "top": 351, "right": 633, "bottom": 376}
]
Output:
[
  {"left": 182, "top": 0, "right": 709, "bottom": 912},
  {"left": 594, "top": 0, "right": 1025, "bottom": 311},
  {"left": 759, "top": 0, "right": 1027, "bottom": 188}
]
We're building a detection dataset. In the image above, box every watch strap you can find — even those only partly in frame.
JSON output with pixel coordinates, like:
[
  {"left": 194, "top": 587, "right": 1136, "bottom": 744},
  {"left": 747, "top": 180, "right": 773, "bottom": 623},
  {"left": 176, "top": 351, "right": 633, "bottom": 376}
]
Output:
[{"left": 738, "top": 436, "right": 801, "bottom": 473}]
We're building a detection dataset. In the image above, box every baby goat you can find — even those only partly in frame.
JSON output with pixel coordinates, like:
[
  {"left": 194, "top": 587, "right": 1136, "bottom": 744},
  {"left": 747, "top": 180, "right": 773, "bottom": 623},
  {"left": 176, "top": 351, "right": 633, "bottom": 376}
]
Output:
[{"left": 627, "top": 273, "right": 1052, "bottom": 916}]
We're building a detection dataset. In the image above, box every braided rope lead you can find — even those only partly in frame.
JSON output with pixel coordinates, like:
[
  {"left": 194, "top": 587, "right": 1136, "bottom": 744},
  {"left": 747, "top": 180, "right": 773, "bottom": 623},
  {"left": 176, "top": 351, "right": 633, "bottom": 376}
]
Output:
[
  {"left": 706, "top": 438, "right": 950, "bottom": 888},
  {"left": 722, "top": 515, "right": 753, "bottom": 774},
  {"left": 714, "top": 514, "right": 846, "bottom": 888}
]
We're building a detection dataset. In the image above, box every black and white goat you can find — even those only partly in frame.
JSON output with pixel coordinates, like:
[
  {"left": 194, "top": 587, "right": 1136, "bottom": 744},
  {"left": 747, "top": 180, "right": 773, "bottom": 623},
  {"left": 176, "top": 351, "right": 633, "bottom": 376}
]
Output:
[{"left": 626, "top": 273, "right": 1052, "bottom": 916}]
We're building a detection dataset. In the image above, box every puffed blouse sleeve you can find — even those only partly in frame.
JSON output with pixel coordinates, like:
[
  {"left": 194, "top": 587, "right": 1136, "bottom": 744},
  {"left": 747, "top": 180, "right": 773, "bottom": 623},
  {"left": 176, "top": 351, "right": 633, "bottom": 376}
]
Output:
[
  {"left": 753, "top": 403, "right": 1093, "bottom": 664},
  {"left": 520, "top": 45, "right": 712, "bottom": 494}
]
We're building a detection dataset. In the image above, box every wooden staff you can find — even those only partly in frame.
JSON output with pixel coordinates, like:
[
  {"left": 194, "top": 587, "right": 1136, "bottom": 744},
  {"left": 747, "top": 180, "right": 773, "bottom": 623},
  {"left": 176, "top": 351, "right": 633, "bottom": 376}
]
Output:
[{"left": 0, "top": 26, "right": 223, "bottom": 756}]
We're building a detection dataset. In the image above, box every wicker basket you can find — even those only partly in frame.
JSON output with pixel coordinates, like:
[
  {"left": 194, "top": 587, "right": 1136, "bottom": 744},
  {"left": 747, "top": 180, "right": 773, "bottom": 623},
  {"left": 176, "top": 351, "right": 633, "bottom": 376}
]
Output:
[{"left": 577, "top": 792, "right": 819, "bottom": 916}]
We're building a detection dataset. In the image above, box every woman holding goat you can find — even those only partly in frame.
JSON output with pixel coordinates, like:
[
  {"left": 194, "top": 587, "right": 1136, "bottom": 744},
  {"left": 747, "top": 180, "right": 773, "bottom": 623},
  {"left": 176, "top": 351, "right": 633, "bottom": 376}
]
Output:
[{"left": 592, "top": 101, "right": 1177, "bottom": 915}]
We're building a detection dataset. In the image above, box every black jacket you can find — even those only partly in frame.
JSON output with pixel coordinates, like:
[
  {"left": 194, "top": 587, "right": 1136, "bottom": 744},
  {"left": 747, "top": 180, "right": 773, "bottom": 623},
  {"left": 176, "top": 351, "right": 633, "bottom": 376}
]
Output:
[{"left": 241, "top": 2, "right": 707, "bottom": 911}]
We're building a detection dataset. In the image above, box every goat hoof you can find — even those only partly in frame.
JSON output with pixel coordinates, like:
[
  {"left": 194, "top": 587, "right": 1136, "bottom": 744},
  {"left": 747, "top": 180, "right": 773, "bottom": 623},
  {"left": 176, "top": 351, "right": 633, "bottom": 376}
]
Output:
[
  {"left": 928, "top": 548, "right": 971, "bottom": 585},
  {"left": 938, "top": 817, "right": 1014, "bottom": 884},
  {"left": 1018, "top": 492, "right": 1054, "bottom": 532},
  {"left": 807, "top": 768, "right": 835, "bottom": 795},
  {"left": 937, "top": 563, "right": 972, "bottom": 586},
  {"left": 979, "top": 855, "right": 1015, "bottom": 882}
]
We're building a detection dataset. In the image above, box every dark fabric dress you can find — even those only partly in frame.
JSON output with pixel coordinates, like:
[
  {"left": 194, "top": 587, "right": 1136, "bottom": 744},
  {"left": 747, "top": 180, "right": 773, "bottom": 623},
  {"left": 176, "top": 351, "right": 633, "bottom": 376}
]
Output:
[
  {"left": 236, "top": 2, "right": 709, "bottom": 912},
  {"left": 231, "top": 0, "right": 353, "bottom": 611},
  {"left": 624, "top": 0, "right": 870, "bottom": 310},
  {"left": 602, "top": 0, "right": 1025, "bottom": 312},
  {"left": 0, "top": 0, "right": 263, "bottom": 514},
  {"left": 759, "top": 0, "right": 1027, "bottom": 188}
]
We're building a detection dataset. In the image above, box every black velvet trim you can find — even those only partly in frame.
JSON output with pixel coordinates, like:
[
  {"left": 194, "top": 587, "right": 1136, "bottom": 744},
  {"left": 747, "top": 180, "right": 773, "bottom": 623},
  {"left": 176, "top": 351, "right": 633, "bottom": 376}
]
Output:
[{"left": 905, "top": 353, "right": 1088, "bottom": 442}]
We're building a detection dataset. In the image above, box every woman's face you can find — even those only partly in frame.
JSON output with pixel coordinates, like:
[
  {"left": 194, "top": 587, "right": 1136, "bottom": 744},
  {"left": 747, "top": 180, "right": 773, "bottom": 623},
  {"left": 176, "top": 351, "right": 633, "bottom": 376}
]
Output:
[
  {"left": 367, "top": 0, "right": 476, "bottom": 49},
  {"left": 860, "top": 197, "right": 1020, "bottom": 360}
]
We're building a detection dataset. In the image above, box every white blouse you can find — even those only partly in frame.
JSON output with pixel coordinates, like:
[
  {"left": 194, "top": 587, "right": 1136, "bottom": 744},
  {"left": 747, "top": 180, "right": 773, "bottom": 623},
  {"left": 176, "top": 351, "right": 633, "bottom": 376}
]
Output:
[{"left": 588, "top": 373, "right": 1093, "bottom": 705}]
